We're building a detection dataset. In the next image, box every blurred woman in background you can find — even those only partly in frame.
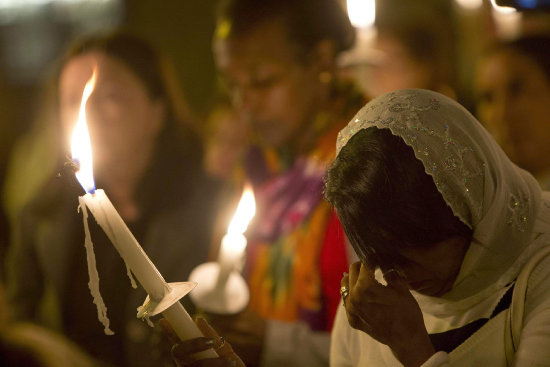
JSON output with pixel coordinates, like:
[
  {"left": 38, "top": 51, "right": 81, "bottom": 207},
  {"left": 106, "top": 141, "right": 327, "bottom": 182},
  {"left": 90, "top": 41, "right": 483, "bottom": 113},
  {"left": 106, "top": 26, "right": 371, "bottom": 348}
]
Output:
[
  {"left": 364, "top": 8, "right": 457, "bottom": 99},
  {"left": 6, "top": 30, "right": 220, "bottom": 367},
  {"left": 475, "top": 35, "right": 550, "bottom": 189},
  {"left": 208, "top": 0, "right": 366, "bottom": 365}
]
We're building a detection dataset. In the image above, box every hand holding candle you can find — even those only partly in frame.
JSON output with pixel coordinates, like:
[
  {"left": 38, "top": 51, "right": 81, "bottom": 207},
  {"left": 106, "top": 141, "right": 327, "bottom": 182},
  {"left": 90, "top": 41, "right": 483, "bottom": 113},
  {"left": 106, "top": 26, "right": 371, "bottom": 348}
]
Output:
[{"left": 71, "top": 71, "right": 216, "bottom": 358}]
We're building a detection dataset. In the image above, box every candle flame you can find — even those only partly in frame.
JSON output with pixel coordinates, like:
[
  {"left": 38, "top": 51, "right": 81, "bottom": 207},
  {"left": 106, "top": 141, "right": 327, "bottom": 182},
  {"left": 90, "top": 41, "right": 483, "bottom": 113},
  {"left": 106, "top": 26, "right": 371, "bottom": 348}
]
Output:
[
  {"left": 227, "top": 185, "right": 255, "bottom": 235},
  {"left": 347, "top": 0, "right": 375, "bottom": 29},
  {"left": 71, "top": 70, "right": 97, "bottom": 193}
]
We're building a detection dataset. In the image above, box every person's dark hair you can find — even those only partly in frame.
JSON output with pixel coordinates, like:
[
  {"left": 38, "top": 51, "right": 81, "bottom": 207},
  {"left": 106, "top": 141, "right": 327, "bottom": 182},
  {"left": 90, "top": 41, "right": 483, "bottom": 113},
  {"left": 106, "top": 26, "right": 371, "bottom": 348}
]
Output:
[
  {"left": 489, "top": 35, "right": 550, "bottom": 82},
  {"left": 60, "top": 30, "right": 194, "bottom": 129},
  {"left": 215, "top": 0, "right": 355, "bottom": 61},
  {"left": 324, "top": 127, "right": 471, "bottom": 269}
]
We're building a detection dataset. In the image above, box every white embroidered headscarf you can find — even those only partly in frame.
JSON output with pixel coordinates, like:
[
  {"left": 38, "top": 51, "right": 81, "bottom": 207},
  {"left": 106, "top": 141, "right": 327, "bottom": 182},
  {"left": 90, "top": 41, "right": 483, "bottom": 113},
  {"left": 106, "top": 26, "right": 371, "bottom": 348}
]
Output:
[{"left": 336, "top": 89, "right": 545, "bottom": 302}]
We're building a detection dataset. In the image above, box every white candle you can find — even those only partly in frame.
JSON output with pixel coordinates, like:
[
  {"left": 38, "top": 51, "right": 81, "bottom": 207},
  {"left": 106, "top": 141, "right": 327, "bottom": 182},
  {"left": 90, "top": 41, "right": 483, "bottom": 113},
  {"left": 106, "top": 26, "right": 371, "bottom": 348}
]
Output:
[
  {"left": 215, "top": 186, "right": 255, "bottom": 290},
  {"left": 216, "top": 232, "right": 247, "bottom": 289},
  {"left": 79, "top": 190, "right": 216, "bottom": 357},
  {"left": 80, "top": 189, "right": 168, "bottom": 301},
  {"left": 71, "top": 71, "right": 216, "bottom": 359}
]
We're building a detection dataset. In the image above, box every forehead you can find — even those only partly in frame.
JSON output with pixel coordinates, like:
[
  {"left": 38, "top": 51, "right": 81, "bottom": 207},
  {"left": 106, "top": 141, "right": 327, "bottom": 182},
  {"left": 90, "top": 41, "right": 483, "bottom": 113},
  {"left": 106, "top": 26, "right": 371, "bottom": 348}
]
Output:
[
  {"left": 214, "top": 18, "right": 300, "bottom": 71},
  {"left": 59, "top": 52, "right": 96, "bottom": 93},
  {"left": 59, "top": 51, "right": 141, "bottom": 93}
]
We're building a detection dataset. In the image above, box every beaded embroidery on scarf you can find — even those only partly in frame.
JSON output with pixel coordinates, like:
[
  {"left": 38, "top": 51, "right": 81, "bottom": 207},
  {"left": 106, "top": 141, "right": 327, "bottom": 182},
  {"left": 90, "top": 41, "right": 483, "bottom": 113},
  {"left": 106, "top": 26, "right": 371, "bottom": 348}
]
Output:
[{"left": 336, "top": 90, "right": 529, "bottom": 233}]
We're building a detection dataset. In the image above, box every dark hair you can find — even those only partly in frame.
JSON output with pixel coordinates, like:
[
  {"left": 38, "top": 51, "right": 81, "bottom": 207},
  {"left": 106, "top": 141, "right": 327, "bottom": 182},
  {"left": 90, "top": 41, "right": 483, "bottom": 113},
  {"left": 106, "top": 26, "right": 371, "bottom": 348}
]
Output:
[
  {"left": 215, "top": 0, "right": 355, "bottom": 60},
  {"left": 489, "top": 35, "right": 550, "bottom": 82},
  {"left": 61, "top": 30, "right": 194, "bottom": 128},
  {"left": 324, "top": 127, "right": 471, "bottom": 269}
]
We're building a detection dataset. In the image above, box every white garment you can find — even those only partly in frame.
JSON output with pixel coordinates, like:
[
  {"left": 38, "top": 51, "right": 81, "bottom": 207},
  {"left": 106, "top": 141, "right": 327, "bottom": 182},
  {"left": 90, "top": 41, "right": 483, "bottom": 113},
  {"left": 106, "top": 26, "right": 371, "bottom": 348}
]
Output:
[
  {"left": 331, "top": 89, "right": 550, "bottom": 365},
  {"left": 331, "top": 238, "right": 550, "bottom": 366},
  {"left": 262, "top": 320, "right": 330, "bottom": 367}
]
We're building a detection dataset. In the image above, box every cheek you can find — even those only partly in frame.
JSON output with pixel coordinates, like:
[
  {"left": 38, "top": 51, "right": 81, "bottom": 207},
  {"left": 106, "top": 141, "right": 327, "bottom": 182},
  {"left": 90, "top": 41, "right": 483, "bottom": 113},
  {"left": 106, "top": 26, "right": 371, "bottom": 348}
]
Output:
[
  {"left": 273, "top": 78, "right": 317, "bottom": 128},
  {"left": 401, "top": 249, "right": 464, "bottom": 283},
  {"left": 60, "top": 106, "right": 81, "bottom": 146},
  {"left": 267, "top": 85, "right": 302, "bottom": 124},
  {"left": 88, "top": 102, "right": 155, "bottom": 161}
]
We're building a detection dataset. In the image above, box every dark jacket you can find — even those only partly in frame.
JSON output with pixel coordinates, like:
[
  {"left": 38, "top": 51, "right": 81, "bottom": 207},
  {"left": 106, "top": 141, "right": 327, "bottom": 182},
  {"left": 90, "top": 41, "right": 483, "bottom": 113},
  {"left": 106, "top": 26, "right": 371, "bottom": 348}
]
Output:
[{"left": 6, "top": 127, "right": 221, "bottom": 367}]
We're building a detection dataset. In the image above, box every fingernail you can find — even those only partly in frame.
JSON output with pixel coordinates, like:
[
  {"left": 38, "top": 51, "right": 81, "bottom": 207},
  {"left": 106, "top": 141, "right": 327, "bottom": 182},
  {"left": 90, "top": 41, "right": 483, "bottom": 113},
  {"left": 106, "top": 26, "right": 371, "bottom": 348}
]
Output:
[{"left": 205, "top": 338, "right": 215, "bottom": 346}]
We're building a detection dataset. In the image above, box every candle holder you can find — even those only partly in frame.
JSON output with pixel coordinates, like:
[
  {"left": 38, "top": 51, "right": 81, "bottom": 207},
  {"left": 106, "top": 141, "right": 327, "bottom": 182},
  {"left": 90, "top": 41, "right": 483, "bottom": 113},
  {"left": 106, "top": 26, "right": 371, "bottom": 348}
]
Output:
[
  {"left": 188, "top": 262, "right": 249, "bottom": 315},
  {"left": 189, "top": 186, "right": 255, "bottom": 315},
  {"left": 136, "top": 281, "right": 197, "bottom": 318}
]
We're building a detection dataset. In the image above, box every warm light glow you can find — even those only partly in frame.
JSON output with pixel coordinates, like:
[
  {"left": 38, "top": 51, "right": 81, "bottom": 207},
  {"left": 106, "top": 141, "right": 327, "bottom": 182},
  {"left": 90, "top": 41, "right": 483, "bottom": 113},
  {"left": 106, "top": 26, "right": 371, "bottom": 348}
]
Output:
[
  {"left": 0, "top": 0, "right": 117, "bottom": 11},
  {"left": 347, "top": 0, "right": 375, "bottom": 29},
  {"left": 491, "top": 5, "right": 522, "bottom": 39},
  {"left": 490, "top": 0, "right": 517, "bottom": 13},
  {"left": 71, "top": 70, "right": 97, "bottom": 193},
  {"left": 227, "top": 185, "right": 256, "bottom": 235},
  {"left": 455, "top": 0, "right": 482, "bottom": 9}
]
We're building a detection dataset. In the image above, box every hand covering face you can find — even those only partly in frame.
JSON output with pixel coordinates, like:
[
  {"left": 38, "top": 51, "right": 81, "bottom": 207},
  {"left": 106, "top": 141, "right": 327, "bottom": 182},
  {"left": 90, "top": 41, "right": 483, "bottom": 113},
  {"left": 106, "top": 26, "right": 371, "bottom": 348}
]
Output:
[{"left": 336, "top": 89, "right": 544, "bottom": 301}]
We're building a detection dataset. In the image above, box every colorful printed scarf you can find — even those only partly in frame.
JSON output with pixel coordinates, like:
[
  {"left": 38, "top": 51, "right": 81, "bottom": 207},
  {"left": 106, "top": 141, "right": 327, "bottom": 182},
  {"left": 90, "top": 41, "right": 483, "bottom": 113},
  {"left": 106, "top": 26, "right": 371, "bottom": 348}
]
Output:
[{"left": 245, "top": 82, "right": 365, "bottom": 330}]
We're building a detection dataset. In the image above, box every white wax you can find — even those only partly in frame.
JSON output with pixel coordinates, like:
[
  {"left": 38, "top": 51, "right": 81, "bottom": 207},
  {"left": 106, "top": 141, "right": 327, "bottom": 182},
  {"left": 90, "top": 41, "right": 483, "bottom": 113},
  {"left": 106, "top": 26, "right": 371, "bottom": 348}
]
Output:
[
  {"left": 78, "top": 197, "right": 114, "bottom": 335},
  {"left": 80, "top": 189, "right": 168, "bottom": 301},
  {"left": 216, "top": 232, "right": 246, "bottom": 289},
  {"left": 80, "top": 189, "right": 217, "bottom": 357}
]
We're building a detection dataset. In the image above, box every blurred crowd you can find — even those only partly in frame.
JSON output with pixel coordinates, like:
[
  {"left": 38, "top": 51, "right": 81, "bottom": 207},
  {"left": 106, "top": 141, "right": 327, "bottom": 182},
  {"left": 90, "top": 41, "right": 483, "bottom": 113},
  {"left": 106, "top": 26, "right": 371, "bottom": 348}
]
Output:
[{"left": 1, "top": 0, "right": 550, "bottom": 366}]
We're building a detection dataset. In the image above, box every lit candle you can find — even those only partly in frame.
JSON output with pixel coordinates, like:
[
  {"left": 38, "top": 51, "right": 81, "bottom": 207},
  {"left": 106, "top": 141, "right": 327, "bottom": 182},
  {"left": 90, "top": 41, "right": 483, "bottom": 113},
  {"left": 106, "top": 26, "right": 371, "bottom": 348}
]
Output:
[
  {"left": 215, "top": 187, "right": 255, "bottom": 290},
  {"left": 71, "top": 71, "right": 216, "bottom": 358},
  {"left": 188, "top": 186, "right": 255, "bottom": 315}
]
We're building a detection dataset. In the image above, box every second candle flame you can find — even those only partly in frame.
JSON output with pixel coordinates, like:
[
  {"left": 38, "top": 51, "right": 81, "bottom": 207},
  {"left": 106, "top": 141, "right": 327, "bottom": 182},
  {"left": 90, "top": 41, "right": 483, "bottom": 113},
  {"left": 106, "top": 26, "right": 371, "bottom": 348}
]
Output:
[{"left": 227, "top": 185, "right": 256, "bottom": 235}]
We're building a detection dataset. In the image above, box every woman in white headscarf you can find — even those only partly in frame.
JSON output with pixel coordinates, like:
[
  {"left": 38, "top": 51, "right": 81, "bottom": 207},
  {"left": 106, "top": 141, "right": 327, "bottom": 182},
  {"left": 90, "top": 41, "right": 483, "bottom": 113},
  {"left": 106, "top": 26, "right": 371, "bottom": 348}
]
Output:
[{"left": 325, "top": 89, "right": 550, "bottom": 366}]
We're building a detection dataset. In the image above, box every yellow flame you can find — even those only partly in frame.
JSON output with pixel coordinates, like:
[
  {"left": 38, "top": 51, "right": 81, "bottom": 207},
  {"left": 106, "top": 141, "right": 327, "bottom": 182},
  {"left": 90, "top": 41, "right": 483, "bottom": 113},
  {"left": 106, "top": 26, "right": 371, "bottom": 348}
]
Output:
[
  {"left": 455, "top": 0, "right": 482, "bottom": 9},
  {"left": 227, "top": 185, "right": 256, "bottom": 235},
  {"left": 71, "top": 70, "right": 97, "bottom": 193},
  {"left": 347, "top": 0, "right": 375, "bottom": 29}
]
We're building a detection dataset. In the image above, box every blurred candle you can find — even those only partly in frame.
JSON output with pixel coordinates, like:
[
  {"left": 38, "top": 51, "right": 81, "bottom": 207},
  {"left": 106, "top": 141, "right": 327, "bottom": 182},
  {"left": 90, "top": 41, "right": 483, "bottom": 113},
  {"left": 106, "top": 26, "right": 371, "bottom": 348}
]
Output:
[
  {"left": 71, "top": 71, "right": 215, "bottom": 356},
  {"left": 215, "top": 186, "right": 255, "bottom": 290},
  {"left": 347, "top": 0, "right": 375, "bottom": 29}
]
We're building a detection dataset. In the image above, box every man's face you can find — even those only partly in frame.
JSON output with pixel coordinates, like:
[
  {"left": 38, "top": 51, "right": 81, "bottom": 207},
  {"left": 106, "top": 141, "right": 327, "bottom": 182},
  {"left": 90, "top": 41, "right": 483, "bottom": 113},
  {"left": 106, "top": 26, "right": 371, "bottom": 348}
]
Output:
[{"left": 214, "top": 19, "right": 322, "bottom": 149}]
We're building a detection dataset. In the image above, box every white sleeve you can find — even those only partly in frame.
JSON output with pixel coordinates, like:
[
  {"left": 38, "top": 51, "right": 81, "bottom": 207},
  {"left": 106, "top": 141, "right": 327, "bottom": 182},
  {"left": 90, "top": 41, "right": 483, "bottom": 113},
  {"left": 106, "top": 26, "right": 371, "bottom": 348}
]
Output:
[
  {"left": 330, "top": 304, "right": 354, "bottom": 367},
  {"left": 421, "top": 351, "right": 450, "bottom": 366},
  {"left": 261, "top": 319, "right": 330, "bottom": 367},
  {"left": 515, "top": 252, "right": 550, "bottom": 366}
]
